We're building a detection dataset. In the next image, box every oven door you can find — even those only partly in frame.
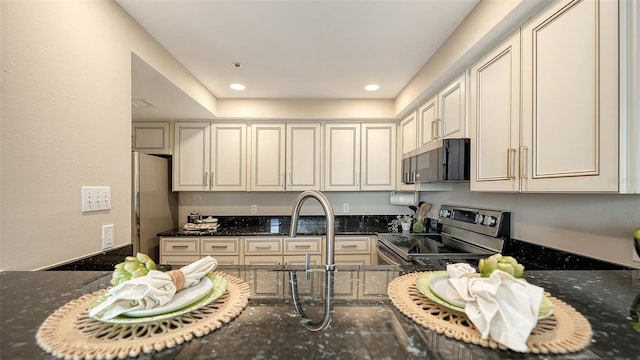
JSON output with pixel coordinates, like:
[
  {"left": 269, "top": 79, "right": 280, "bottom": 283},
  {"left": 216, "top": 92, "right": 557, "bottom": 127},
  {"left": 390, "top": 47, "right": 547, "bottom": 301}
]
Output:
[{"left": 376, "top": 241, "right": 413, "bottom": 266}]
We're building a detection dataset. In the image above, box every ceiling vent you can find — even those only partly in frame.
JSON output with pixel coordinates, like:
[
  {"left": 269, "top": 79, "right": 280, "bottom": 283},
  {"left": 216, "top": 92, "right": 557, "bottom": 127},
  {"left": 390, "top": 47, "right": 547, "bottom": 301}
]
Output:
[{"left": 131, "top": 99, "right": 157, "bottom": 108}]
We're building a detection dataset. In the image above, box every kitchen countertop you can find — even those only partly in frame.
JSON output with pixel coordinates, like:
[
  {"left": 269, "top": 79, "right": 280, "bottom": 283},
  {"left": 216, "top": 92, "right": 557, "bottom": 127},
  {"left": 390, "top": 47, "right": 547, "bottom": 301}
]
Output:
[
  {"left": 158, "top": 215, "right": 397, "bottom": 237},
  {"left": 2, "top": 266, "right": 639, "bottom": 359}
]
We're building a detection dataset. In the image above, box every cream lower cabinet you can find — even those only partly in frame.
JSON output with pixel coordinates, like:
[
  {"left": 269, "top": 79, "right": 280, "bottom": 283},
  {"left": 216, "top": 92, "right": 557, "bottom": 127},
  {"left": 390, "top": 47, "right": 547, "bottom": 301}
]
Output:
[
  {"left": 324, "top": 123, "right": 396, "bottom": 191},
  {"left": 160, "top": 237, "right": 241, "bottom": 266},
  {"left": 160, "top": 237, "right": 200, "bottom": 266},
  {"left": 334, "top": 236, "right": 372, "bottom": 266}
]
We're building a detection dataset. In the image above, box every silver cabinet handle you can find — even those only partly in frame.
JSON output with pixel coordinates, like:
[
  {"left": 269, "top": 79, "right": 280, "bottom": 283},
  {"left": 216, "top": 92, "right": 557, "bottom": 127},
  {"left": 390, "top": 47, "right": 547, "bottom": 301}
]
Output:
[
  {"left": 210, "top": 245, "right": 228, "bottom": 249},
  {"left": 204, "top": 172, "right": 208, "bottom": 186},
  {"left": 341, "top": 244, "right": 358, "bottom": 248},
  {"left": 211, "top": 172, "right": 214, "bottom": 187},
  {"left": 520, "top": 146, "right": 528, "bottom": 178},
  {"left": 507, "top": 148, "right": 517, "bottom": 179},
  {"left": 295, "top": 244, "right": 312, "bottom": 249},
  {"left": 172, "top": 245, "right": 189, "bottom": 249},
  {"left": 255, "top": 245, "right": 272, "bottom": 249}
]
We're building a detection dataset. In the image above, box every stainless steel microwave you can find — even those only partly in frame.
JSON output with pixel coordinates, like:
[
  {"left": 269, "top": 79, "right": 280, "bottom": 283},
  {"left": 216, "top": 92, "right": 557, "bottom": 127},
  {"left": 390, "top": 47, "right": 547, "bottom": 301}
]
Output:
[{"left": 402, "top": 138, "right": 470, "bottom": 183}]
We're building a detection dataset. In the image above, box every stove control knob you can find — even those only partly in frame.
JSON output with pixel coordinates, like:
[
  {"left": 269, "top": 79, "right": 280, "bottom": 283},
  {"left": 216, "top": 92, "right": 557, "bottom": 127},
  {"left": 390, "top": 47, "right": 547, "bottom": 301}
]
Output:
[
  {"left": 475, "top": 214, "right": 485, "bottom": 224},
  {"left": 483, "top": 216, "right": 497, "bottom": 227}
]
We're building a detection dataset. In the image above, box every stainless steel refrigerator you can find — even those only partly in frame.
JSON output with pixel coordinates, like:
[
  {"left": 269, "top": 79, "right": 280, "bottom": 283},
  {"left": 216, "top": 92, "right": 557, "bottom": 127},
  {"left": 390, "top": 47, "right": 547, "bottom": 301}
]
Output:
[{"left": 132, "top": 152, "right": 178, "bottom": 263}]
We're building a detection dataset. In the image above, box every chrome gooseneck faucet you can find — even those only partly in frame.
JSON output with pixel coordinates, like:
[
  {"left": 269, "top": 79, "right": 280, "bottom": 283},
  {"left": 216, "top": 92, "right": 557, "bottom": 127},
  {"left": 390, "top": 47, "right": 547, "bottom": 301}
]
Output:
[
  {"left": 290, "top": 190, "right": 335, "bottom": 271},
  {"left": 289, "top": 190, "right": 335, "bottom": 331}
]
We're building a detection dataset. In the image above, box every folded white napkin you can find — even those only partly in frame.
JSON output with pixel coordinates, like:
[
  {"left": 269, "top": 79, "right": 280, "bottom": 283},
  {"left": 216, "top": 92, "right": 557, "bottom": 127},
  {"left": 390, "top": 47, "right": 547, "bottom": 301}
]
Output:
[
  {"left": 446, "top": 263, "right": 543, "bottom": 352},
  {"left": 89, "top": 256, "right": 218, "bottom": 320}
]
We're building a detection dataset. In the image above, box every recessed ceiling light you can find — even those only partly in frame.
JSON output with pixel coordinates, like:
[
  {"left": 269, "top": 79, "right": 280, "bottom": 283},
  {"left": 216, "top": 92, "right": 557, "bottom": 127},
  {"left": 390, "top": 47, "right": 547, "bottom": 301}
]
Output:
[
  {"left": 230, "top": 83, "right": 246, "bottom": 91},
  {"left": 364, "top": 84, "right": 380, "bottom": 91},
  {"left": 232, "top": 62, "right": 242, "bottom": 69}
]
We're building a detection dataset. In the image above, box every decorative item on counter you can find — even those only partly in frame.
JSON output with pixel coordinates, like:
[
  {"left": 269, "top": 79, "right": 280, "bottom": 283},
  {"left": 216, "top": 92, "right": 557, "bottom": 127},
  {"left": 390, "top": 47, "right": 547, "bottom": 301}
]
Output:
[
  {"left": 388, "top": 214, "right": 414, "bottom": 233},
  {"left": 110, "top": 253, "right": 156, "bottom": 286},
  {"left": 88, "top": 256, "right": 218, "bottom": 320},
  {"left": 188, "top": 211, "right": 200, "bottom": 224},
  {"left": 183, "top": 221, "right": 219, "bottom": 232},
  {"left": 414, "top": 262, "right": 550, "bottom": 352},
  {"left": 478, "top": 253, "right": 525, "bottom": 278}
]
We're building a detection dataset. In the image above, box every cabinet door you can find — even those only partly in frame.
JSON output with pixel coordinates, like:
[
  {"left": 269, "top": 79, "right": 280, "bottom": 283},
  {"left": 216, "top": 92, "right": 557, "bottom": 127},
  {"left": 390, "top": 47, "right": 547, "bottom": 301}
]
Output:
[
  {"left": 287, "top": 123, "right": 321, "bottom": 191},
  {"left": 250, "top": 123, "right": 285, "bottom": 191},
  {"left": 521, "top": 0, "right": 618, "bottom": 192},
  {"left": 470, "top": 30, "right": 521, "bottom": 192},
  {"left": 400, "top": 111, "right": 417, "bottom": 155},
  {"left": 418, "top": 95, "right": 438, "bottom": 147},
  {"left": 173, "top": 122, "right": 210, "bottom": 191},
  {"left": 361, "top": 123, "right": 396, "bottom": 190},
  {"left": 438, "top": 73, "right": 466, "bottom": 139},
  {"left": 324, "top": 123, "right": 361, "bottom": 191},
  {"left": 211, "top": 123, "right": 247, "bottom": 191},
  {"left": 132, "top": 121, "right": 171, "bottom": 155}
]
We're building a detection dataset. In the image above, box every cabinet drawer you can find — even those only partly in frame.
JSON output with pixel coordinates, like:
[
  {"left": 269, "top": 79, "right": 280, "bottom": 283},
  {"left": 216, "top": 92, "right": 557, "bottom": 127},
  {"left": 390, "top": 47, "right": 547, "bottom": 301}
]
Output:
[
  {"left": 335, "top": 237, "right": 370, "bottom": 254},
  {"left": 161, "top": 255, "right": 200, "bottom": 267},
  {"left": 205, "top": 255, "right": 240, "bottom": 265},
  {"left": 284, "top": 237, "right": 322, "bottom": 254},
  {"left": 201, "top": 238, "right": 239, "bottom": 255},
  {"left": 162, "top": 238, "right": 199, "bottom": 254},
  {"left": 245, "top": 238, "right": 283, "bottom": 254}
]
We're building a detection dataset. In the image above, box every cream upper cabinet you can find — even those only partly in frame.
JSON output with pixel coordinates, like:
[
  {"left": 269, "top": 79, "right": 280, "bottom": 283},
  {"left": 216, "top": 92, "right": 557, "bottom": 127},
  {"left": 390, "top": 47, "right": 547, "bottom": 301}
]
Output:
[
  {"left": 173, "top": 122, "right": 210, "bottom": 191},
  {"left": 132, "top": 121, "right": 171, "bottom": 155},
  {"left": 418, "top": 95, "right": 438, "bottom": 148},
  {"left": 520, "top": 0, "right": 619, "bottom": 192},
  {"left": 249, "top": 122, "right": 321, "bottom": 191},
  {"left": 400, "top": 111, "right": 417, "bottom": 155},
  {"left": 418, "top": 74, "right": 466, "bottom": 147},
  {"left": 361, "top": 123, "right": 396, "bottom": 191},
  {"left": 287, "top": 123, "right": 321, "bottom": 191},
  {"left": 324, "top": 123, "right": 360, "bottom": 191},
  {"left": 250, "top": 123, "right": 286, "bottom": 191},
  {"left": 173, "top": 122, "right": 247, "bottom": 192},
  {"left": 439, "top": 74, "right": 466, "bottom": 140},
  {"left": 324, "top": 123, "right": 396, "bottom": 191},
  {"left": 211, "top": 123, "right": 247, "bottom": 191},
  {"left": 470, "top": 30, "right": 521, "bottom": 192}
]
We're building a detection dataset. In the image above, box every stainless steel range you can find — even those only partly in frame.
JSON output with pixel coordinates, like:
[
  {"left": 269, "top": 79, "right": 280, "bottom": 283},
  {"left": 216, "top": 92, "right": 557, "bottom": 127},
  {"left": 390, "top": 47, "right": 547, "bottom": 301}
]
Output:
[{"left": 377, "top": 205, "right": 510, "bottom": 269}]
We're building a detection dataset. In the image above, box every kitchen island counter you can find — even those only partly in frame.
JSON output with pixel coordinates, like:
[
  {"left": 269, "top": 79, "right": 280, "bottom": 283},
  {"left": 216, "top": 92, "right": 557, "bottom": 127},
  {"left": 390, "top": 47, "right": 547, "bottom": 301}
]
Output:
[{"left": 1, "top": 266, "right": 638, "bottom": 359}]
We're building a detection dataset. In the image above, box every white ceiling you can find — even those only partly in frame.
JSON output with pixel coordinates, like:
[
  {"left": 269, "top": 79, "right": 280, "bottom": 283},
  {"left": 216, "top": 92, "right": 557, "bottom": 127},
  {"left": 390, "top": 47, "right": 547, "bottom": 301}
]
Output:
[{"left": 119, "top": 0, "right": 479, "bottom": 105}]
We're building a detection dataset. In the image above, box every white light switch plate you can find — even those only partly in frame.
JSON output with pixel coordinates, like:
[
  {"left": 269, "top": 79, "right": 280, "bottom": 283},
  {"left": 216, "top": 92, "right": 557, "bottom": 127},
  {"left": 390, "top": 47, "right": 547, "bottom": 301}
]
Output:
[{"left": 81, "top": 186, "right": 111, "bottom": 212}]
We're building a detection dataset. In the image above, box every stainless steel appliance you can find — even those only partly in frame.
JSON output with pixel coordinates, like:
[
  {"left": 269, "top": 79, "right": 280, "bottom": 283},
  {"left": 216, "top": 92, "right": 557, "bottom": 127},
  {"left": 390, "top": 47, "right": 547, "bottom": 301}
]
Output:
[
  {"left": 377, "top": 205, "right": 510, "bottom": 270},
  {"left": 132, "top": 152, "right": 178, "bottom": 262},
  {"left": 402, "top": 138, "right": 470, "bottom": 184}
]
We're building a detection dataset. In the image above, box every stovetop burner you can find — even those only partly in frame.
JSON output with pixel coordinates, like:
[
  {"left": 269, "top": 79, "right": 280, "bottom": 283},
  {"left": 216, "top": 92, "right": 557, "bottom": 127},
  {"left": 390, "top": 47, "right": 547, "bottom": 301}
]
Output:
[{"left": 377, "top": 205, "right": 511, "bottom": 266}]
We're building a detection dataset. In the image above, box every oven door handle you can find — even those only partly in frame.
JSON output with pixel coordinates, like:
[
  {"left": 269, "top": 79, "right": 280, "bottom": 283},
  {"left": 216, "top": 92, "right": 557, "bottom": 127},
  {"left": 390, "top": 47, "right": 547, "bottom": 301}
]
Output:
[{"left": 377, "top": 247, "right": 401, "bottom": 266}]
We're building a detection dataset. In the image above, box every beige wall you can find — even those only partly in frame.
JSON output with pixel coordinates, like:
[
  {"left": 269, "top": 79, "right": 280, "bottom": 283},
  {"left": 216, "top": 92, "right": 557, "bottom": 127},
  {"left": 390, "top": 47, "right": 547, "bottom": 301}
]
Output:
[{"left": 0, "top": 1, "right": 215, "bottom": 270}]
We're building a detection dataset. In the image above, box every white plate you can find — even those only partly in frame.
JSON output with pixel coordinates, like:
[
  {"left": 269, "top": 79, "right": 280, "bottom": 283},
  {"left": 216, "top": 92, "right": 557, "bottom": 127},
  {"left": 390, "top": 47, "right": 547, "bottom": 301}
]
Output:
[
  {"left": 123, "top": 276, "right": 213, "bottom": 317},
  {"left": 429, "top": 275, "right": 466, "bottom": 308}
]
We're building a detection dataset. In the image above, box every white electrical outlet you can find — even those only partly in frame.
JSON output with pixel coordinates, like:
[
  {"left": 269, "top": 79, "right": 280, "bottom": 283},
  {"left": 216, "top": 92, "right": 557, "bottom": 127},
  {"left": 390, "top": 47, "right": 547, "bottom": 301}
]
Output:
[
  {"left": 251, "top": 204, "right": 258, "bottom": 214},
  {"left": 343, "top": 203, "right": 350, "bottom": 213},
  {"left": 82, "top": 186, "right": 111, "bottom": 212},
  {"left": 102, "top": 224, "right": 114, "bottom": 249}
]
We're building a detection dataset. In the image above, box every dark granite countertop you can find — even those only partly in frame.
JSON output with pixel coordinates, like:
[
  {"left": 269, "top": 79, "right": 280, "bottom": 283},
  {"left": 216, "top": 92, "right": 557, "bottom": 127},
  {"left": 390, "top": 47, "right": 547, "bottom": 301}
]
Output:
[
  {"left": 158, "top": 215, "right": 398, "bottom": 237},
  {"left": 1, "top": 266, "right": 639, "bottom": 359}
]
